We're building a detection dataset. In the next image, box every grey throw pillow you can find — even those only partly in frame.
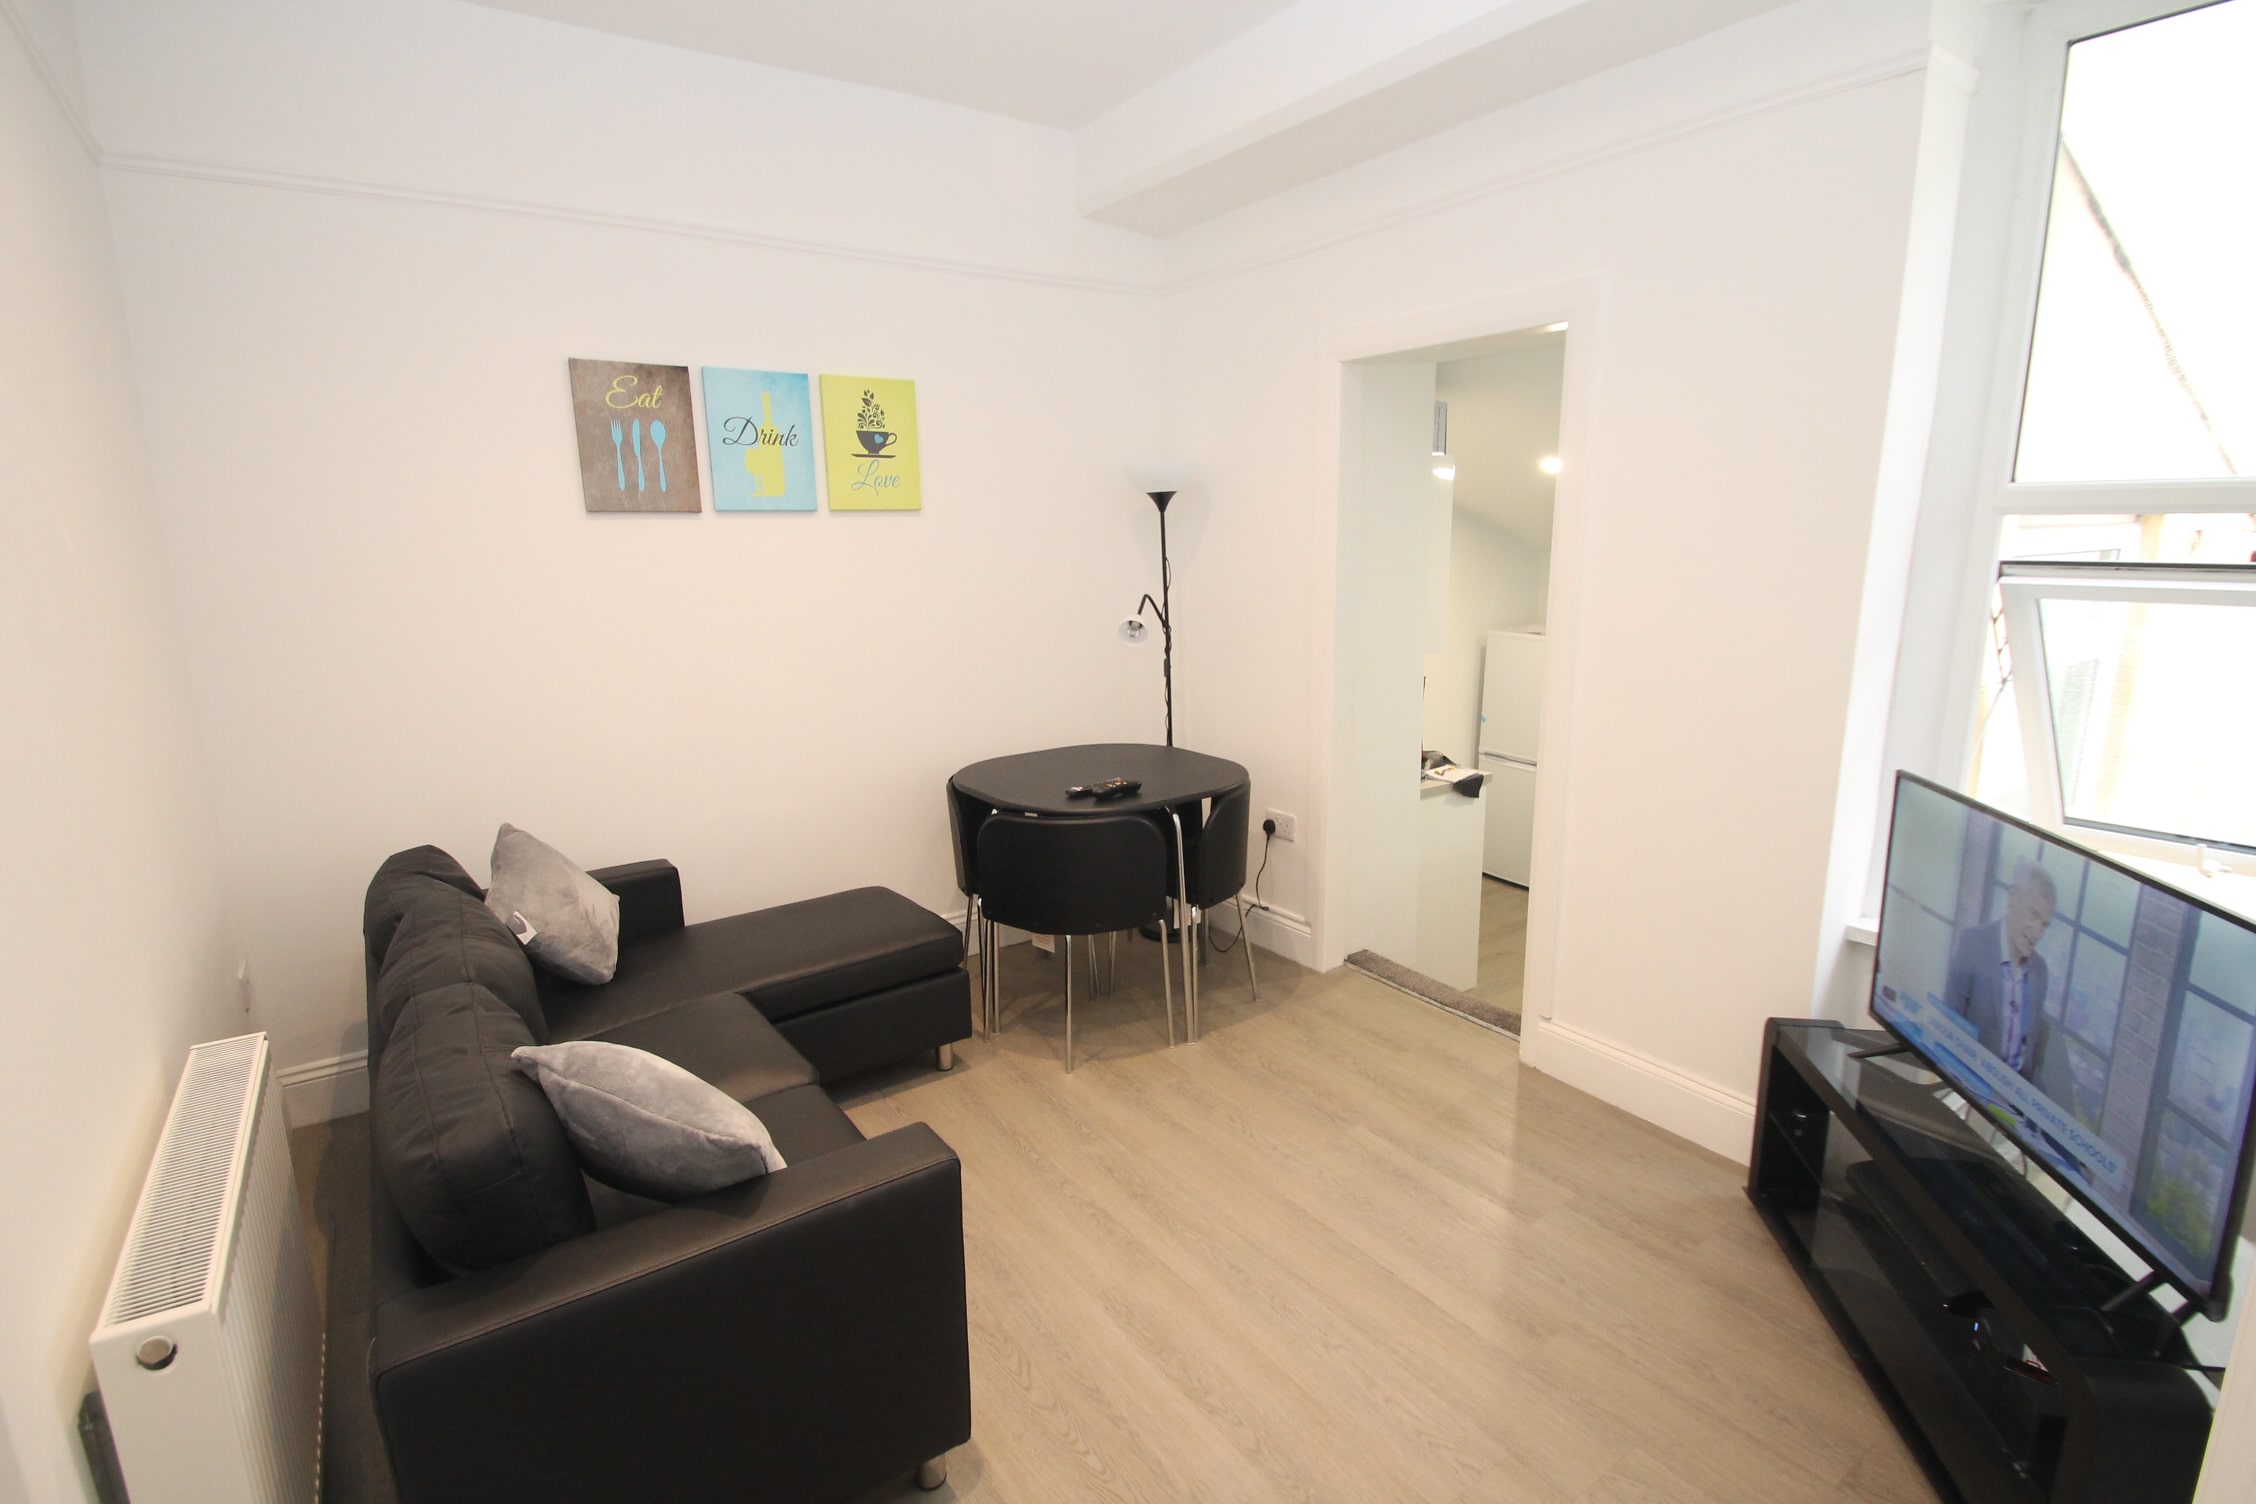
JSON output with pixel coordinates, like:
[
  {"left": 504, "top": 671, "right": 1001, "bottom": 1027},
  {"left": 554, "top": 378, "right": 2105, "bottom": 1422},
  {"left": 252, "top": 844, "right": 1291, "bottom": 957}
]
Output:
[
  {"left": 485, "top": 824, "right": 621, "bottom": 984},
  {"left": 511, "top": 1041, "right": 786, "bottom": 1199}
]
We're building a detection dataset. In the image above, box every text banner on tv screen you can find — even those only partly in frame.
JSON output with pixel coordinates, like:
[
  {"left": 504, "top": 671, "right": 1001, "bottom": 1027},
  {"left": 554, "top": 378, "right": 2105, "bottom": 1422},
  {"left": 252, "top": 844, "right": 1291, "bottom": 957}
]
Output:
[{"left": 1872, "top": 775, "right": 2256, "bottom": 1305}]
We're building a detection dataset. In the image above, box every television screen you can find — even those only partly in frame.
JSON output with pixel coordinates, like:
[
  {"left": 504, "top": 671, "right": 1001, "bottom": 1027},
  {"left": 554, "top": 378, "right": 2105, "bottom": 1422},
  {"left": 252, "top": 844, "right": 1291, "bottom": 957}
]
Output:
[{"left": 1872, "top": 773, "right": 2256, "bottom": 1310}]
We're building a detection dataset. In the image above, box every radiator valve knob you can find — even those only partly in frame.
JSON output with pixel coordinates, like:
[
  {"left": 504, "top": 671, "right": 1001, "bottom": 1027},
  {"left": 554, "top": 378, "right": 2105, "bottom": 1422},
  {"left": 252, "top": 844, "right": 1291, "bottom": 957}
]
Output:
[{"left": 134, "top": 1337, "right": 177, "bottom": 1371}]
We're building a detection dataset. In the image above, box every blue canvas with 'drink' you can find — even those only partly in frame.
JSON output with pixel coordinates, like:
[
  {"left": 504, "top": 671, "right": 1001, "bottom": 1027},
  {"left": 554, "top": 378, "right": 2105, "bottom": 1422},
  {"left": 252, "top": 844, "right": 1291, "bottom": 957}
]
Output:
[{"left": 702, "top": 368, "right": 817, "bottom": 512}]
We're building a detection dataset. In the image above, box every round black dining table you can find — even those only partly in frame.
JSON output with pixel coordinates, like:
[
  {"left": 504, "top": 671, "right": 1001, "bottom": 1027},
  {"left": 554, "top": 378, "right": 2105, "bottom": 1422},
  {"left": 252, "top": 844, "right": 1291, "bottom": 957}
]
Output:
[
  {"left": 951, "top": 743, "right": 1250, "bottom": 1044},
  {"left": 950, "top": 742, "right": 1249, "bottom": 818}
]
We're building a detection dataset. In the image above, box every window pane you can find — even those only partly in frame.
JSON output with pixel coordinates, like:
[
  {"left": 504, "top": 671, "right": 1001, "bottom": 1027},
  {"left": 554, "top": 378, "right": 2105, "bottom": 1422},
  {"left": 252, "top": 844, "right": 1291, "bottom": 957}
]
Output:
[
  {"left": 1878, "top": 905, "right": 1954, "bottom": 1007},
  {"left": 1891, "top": 790, "right": 1968, "bottom": 911},
  {"left": 2080, "top": 861, "right": 2141, "bottom": 945},
  {"left": 2036, "top": 595, "right": 2256, "bottom": 845},
  {"left": 2190, "top": 915, "right": 2256, "bottom": 1010},
  {"left": 2166, "top": 992, "right": 2253, "bottom": 1141},
  {"left": 2065, "top": 932, "right": 2127, "bottom": 1046},
  {"left": 2015, "top": 1, "right": 2256, "bottom": 482}
]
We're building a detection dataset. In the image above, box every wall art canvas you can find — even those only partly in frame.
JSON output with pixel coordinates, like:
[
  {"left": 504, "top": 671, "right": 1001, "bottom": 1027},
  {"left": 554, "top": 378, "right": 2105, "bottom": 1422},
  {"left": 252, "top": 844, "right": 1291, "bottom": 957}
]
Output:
[
  {"left": 568, "top": 358, "right": 699, "bottom": 513},
  {"left": 700, "top": 368, "right": 817, "bottom": 512},
  {"left": 818, "top": 374, "right": 921, "bottom": 511}
]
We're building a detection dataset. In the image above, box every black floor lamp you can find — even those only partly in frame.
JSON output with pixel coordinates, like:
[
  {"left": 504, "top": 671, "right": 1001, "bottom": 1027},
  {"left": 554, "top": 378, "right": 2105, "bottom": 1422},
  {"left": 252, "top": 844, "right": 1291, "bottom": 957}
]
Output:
[{"left": 1122, "top": 465, "right": 1193, "bottom": 747}]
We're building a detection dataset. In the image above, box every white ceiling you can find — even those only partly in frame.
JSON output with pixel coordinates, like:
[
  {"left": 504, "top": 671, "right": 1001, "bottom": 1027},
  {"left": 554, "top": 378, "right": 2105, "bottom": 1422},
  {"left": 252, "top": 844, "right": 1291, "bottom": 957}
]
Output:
[
  {"left": 463, "top": 0, "right": 1305, "bottom": 128},
  {"left": 1436, "top": 331, "right": 1567, "bottom": 549}
]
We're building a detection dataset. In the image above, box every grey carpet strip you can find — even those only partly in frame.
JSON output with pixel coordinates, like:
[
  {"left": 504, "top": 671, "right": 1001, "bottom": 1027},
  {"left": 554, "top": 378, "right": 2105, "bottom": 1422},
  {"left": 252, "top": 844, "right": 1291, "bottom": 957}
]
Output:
[{"left": 1345, "top": 951, "right": 1521, "bottom": 1039}]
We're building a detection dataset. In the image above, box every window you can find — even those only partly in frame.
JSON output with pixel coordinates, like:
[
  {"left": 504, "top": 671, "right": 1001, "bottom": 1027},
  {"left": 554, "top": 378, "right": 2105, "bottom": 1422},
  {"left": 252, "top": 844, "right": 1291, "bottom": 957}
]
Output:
[
  {"left": 1961, "top": 0, "right": 2256, "bottom": 859},
  {"left": 2013, "top": 1, "right": 2256, "bottom": 484},
  {"left": 1995, "top": 561, "right": 2256, "bottom": 850}
]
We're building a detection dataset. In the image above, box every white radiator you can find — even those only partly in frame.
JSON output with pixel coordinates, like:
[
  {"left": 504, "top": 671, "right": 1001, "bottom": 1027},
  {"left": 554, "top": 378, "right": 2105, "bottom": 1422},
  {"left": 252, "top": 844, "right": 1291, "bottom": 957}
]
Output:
[{"left": 90, "top": 1033, "right": 324, "bottom": 1504}]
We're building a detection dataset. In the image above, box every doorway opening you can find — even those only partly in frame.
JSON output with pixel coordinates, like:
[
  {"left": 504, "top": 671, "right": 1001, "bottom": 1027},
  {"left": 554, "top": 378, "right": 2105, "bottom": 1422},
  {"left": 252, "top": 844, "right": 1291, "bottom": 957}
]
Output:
[{"left": 1333, "top": 323, "right": 1567, "bottom": 1033}]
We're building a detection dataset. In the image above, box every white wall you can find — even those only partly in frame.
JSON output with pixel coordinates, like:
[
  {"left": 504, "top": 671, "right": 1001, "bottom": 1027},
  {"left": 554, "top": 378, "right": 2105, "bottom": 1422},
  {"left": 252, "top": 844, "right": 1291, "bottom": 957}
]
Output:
[
  {"left": 1434, "top": 339, "right": 1566, "bottom": 549},
  {"left": 81, "top": 0, "right": 1169, "bottom": 1090},
  {"left": 2198, "top": 1300, "right": 2256, "bottom": 1504},
  {"left": 71, "top": 0, "right": 1155, "bottom": 290},
  {"left": 58, "top": 0, "right": 1962, "bottom": 1162},
  {"left": 1424, "top": 509, "right": 1548, "bottom": 765},
  {"left": 0, "top": 10, "right": 242, "bottom": 1502},
  {"left": 1156, "top": 0, "right": 1950, "bottom": 1156}
]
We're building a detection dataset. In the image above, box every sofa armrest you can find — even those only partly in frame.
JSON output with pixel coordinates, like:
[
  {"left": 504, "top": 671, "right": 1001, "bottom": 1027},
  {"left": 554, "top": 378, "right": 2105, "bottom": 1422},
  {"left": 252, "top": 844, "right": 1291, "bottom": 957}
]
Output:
[
  {"left": 585, "top": 858, "right": 684, "bottom": 944},
  {"left": 371, "top": 1125, "right": 969, "bottom": 1504}
]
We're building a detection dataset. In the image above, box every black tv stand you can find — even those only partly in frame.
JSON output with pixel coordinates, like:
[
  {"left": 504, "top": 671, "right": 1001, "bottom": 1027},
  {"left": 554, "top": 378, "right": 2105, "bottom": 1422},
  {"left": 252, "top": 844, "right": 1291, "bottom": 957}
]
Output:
[{"left": 1749, "top": 1020, "right": 2214, "bottom": 1504}]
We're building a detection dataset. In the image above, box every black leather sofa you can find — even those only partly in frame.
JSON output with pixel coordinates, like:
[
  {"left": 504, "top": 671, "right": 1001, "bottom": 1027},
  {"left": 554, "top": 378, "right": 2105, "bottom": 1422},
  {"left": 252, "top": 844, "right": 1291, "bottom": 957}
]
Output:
[{"left": 360, "top": 847, "right": 974, "bottom": 1504}]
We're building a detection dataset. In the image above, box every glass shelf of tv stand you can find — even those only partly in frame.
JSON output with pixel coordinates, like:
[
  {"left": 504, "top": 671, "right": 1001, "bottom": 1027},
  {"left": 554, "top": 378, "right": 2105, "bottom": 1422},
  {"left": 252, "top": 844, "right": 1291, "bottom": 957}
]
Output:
[
  {"left": 1753, "top": 1020, "right": 2222, "bottom": 1504},
  {"left": 1758, "top": 1021, "right": 2197, "bottom": 1367}
]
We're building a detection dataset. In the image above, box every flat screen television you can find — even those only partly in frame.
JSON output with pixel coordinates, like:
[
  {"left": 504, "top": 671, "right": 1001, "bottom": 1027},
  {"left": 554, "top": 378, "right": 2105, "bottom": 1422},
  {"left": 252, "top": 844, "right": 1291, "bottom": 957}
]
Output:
[{"left": 1872, "top": 773, "right": 2256, "bottom": 1318}]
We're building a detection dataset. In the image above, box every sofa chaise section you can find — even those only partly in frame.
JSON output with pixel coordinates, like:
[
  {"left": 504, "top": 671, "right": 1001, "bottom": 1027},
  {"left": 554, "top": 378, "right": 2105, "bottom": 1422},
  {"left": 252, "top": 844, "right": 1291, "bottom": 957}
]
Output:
[{"left": 540, "top": 865, "right": 971, "bottom": 1079}]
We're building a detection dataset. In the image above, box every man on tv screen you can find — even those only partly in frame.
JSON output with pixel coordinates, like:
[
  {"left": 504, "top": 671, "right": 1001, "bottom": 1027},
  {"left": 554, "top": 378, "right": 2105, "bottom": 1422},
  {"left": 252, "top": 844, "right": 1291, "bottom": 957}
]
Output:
[{"left": 1943, "top": 862, "right": 2058, "bottom": 1087}]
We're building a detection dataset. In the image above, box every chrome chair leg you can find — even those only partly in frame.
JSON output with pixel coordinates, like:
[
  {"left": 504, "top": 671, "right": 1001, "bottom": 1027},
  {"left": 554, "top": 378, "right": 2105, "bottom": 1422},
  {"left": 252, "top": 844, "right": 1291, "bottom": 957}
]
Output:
[
  {"left": 1236, "top": 894, "right": 1259, "bottom": 1002},
  {"left": 1183, "top": 904, "right": 1201, "bottom": 1043},
  {"left": 1064, "top": 934, "right": 1076, "bottom": 1073},
  {"left": 984, "top": 916, "right": 999, "bottom": 1037},
  {"left": 1168, "top": 809, "right": 1196, "bottom": 1043},
  {"left": 1159, "top": 911, "right": 1175, "bottom": 1047},
  {"left": 966, "top": 896, "right": 983, "bottom": 1037},
  {"left": 1107, "top": 931, "right": 1118, "bottom": 995}
]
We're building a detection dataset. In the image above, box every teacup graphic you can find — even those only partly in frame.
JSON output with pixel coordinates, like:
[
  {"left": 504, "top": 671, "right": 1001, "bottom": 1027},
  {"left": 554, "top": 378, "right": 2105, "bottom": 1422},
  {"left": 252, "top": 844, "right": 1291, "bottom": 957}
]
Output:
[{"left": 856, "top": 429, "right": 897, "bottom": 456}]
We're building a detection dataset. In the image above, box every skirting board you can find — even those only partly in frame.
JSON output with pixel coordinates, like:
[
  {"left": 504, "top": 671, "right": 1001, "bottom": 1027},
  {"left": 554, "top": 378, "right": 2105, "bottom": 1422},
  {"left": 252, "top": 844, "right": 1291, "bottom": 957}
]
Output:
[
  {"left": 1519, "top": 1016, "right": 1756, "bottom": 1165},
  {"left": 278, "top": 1050, "right": 370, "bottom": 1127},
  {"left": 1207, "top": 900, "right": 1318, "bottom": 969}
]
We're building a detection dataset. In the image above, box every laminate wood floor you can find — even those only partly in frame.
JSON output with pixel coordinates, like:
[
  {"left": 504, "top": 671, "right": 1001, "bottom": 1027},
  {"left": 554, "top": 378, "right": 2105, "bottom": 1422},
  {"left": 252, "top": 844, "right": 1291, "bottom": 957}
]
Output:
[
  {"left": 838, "top": 939, "right": 1931, "bottom": 1503},
  {"left": 1466, "top": 877, "right": 1529, "bottom": 1017},
  {"left": 297, "top": 938, "right": 1936, "bottom": 1504}
]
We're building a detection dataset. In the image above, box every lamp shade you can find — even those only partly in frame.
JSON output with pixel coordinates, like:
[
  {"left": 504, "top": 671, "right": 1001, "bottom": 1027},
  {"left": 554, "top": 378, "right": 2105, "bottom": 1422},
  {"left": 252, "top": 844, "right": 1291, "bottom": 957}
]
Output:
[{"left": 1123, "top": 461, "right": 1196, "bottom": 498}]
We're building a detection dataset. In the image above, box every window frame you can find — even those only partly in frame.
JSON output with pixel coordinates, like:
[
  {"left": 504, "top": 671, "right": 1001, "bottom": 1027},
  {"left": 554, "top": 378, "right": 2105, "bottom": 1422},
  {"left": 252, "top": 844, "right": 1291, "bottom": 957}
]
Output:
[
  {"left": 1997, "top": 561, "right": 2256, "bottom": 855},
  {"left": 1960, "top": 0, "right": 2256, "bottom": 862}
]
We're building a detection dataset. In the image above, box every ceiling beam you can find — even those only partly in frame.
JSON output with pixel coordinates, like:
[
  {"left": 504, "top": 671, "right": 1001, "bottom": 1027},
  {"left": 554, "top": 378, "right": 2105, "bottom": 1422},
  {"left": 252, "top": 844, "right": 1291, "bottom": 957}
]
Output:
[{"left": 1075, "top": 0, "right": 1801, "bottom": 236}]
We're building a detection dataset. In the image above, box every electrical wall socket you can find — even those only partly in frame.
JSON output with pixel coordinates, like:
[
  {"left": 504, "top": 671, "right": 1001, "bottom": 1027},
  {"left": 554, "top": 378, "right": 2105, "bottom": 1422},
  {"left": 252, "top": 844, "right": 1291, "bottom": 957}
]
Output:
[
  {"left": 1266, "top": 809, "right": 1298, "bottom": 843},
  {"left": 236, "top": 960, "right": 255, "bottom": 1015},
  {"left": 1031, "top": 933, "right": 1056, "bottom": 954}
]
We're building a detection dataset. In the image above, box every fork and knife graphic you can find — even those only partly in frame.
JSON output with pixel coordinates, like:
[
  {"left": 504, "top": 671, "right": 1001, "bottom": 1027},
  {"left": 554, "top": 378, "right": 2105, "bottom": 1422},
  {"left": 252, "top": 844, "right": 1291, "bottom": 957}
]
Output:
[{"left": 607, "top": 417, "right": 671, "bottom": 494}]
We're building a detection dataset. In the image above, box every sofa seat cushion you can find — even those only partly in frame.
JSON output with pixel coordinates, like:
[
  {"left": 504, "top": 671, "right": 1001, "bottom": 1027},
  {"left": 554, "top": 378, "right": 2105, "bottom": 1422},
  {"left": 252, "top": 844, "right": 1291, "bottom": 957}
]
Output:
[
  {"left": 747, "top": 1083, "right": 867, "bottom": 1161},
  {"left": 584, "top": 993, "right": 818, "bottom": 1106},
  {"left": 540, "top": 887, "right": 962, "bottom": 1040},
  {"left": 582, "top": 1083, "right": 866, "bottom": 1230},
  {"left": 373, "top": 983, "right": 595, "bottom": 1275}
]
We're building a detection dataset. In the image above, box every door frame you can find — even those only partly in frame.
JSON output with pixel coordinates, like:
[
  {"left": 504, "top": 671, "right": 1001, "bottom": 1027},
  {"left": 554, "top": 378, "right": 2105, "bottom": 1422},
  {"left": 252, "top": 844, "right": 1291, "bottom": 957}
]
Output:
[{"left": 1309, "top": 275, "right": 1604, "bottom": 1031}]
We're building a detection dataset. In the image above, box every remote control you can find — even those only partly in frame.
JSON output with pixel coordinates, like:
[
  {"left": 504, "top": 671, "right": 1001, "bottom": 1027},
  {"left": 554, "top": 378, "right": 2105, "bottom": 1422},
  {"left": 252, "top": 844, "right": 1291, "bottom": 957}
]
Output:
[{"left": 1066, "top": 778, "right": 1143, "bottom": 800}]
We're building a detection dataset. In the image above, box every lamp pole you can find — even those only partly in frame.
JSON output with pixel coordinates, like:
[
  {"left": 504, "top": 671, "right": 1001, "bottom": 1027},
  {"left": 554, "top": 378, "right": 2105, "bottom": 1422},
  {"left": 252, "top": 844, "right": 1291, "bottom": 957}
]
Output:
[{"left": 1135, "top": 489, "right": 1176, "bottom": 747}]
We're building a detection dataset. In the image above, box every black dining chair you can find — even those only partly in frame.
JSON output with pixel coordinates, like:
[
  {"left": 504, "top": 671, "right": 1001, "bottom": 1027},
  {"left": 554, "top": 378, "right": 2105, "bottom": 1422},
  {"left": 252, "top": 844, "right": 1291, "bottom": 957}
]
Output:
[
  {"left": 946, "top": 779, "right": 997, "bottom": 1037},
  {"left": 1169, "top": 784, "right": 1257, "bottom": 1040},
  {"left": 976, "top": 812, "right": 1174, "bottom": 1072}
]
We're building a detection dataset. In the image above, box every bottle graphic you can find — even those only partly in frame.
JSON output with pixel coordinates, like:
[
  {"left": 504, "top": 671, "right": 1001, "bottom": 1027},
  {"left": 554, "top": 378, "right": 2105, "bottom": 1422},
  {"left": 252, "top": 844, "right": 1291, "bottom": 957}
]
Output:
[{"left": 744, "top": 391, "right": 788, "bottom": 498}]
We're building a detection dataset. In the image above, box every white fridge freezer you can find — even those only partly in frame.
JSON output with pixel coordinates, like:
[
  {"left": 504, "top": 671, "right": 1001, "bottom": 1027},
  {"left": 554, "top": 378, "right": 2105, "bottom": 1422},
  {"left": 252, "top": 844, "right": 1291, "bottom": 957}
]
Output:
[
  {"left": 1478, "top": 630, "right": 1544, "bottom": 885},
  {"left": 1479, "top": 759, "right": 1537, "bottom": 885}
]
